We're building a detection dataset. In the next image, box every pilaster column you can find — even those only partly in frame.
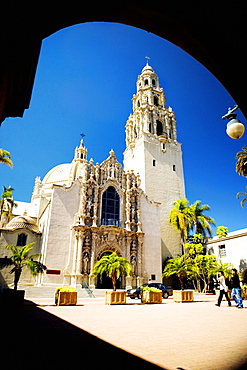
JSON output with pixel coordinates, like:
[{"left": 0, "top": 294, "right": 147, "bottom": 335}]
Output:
[
  {"left": 137, "top": 233, "right": 144, "bottom": 277},
  {"left": 76, "top": 232, "right": 84, "bottom": 274},
  {"left": 90, "top": 232, "right": 97, "bottom": 274}
]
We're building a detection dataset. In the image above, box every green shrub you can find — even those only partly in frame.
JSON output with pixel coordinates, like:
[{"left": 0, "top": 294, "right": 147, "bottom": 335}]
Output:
[
  {"left": 56, "top": 286, "right": 76, "bottom": 293},
  {"left": 142, "top": 286, "right": 162, "bottom": 293}
]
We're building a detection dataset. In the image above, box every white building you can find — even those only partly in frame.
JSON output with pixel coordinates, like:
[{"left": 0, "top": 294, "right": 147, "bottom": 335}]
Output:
[
  {"left": 0, "top": 63, "right": 185, "bottom": 288},
  {"left": 207, "top": 228, "right": 247, "bottom": 282}
]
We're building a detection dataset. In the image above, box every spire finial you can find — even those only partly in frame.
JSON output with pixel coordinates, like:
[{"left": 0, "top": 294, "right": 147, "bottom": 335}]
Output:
[
  {"left": 80, "top": 133, "right": 85, "bottom": 146},
  {"left": 145, "top": 56, "right": 150, "bottom": 65}
]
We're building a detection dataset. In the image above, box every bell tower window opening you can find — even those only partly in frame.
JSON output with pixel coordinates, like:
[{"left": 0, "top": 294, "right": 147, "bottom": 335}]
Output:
[
  {"left": 101, "top": 186, "right": 120, "bottom": 227},
  {"left": 144, "top": 79, "right": 149, "bottom": 86},
  {"left": 154, "top": 96, "right": 159, "bottom": 106},
  {"left": 152, "top": 79, "right": 156, "bottom": 87},
  {"left": 156, "top": 120, "right": 163, "bottom": 136}
]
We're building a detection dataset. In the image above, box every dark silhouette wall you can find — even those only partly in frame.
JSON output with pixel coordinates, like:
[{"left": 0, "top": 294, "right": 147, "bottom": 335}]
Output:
[{"left": 0, "top": 2, "right": 246, "bottom": 123}]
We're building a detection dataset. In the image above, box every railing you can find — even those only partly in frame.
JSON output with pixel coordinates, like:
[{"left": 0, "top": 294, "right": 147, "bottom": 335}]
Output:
[{"left": 101, "top": 218, "right": 122, "bottom": 227}]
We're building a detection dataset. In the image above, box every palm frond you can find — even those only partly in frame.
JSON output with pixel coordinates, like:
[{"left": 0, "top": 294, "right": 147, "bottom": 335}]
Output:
[
  {"left": 236, "top": 186, "right": 247, "bottom": 207},
  {"left": 0, "top": 257, "right": 13, "bottom": 269},
  {"left": 24, "top": 260, "right": 47, "bottom": 276},
  {"left": 0, "top": 149, "right": 13, "bottom": 168}
]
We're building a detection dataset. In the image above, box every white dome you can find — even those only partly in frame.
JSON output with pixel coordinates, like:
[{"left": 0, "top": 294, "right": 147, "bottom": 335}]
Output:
[
  {"left": 42, "top": 163, "right": 72, "bottom": 187},
  {"left": 6, "top": 215, "right": 39, "bottom": 232},
  {"left": 141, "top": 63, "right": 154, "bottom": 74}
]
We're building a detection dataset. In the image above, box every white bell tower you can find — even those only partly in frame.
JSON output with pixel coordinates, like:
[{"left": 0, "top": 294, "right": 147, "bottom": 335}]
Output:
[{"left": 124, "top": 62, "right": 186, "bottom": 259}]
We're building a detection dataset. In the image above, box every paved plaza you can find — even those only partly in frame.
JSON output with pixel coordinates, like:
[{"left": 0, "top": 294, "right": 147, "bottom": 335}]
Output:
[{"left": 2, "top": 289, "right": 247, "bottom": 370}]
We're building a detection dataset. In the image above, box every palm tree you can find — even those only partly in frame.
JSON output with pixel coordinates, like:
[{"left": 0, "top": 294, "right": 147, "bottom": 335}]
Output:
[
  {"left": 0, "top": 186, "right": 17, "bottom": 226},
  {"left": 189, "top": 200, "right": 215, "bottom": 238},
  {"left": 169, "top": 199, "right": 193, "bottom": 254},
  {"left": 92, "top": 251, "right": 132, "bottom": 291},
  {"left": 236, "top": 145, "right": 247, "bottom": 177},
  {"left": 0, "top": 243, "right": 47, "bottom": 290},
  {"left": 0, "top": 149, "right": 13, "bottom": 167},
  {"left": 163, "top": 255, "right": 193, "bottom": 290},
  {"left": 236, "top": 186, "right": 247, "bottom": 207}
]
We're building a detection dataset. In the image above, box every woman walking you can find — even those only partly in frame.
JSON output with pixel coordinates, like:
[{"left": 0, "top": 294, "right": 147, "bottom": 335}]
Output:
[{"left": 215, "top": 271, "right": 231, "bottom": 307}]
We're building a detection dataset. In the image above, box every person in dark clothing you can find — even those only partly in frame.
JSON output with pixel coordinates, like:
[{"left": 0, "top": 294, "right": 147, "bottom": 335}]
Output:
[{"left": 231, "top": 268, "right": 243, "bottom": 308}]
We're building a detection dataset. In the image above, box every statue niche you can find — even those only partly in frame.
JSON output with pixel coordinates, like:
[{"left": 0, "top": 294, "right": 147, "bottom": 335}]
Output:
[{"left": 82, "top": 234, "right": 91, "bottom": 274}]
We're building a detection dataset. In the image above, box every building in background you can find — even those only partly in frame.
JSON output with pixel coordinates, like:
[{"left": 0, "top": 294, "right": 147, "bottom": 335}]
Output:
[
  {"left": 207, "top": 228, "right": 247, "bottom": 283},
  {"left": 0, "top": 63, "right": 185, "bottom": 288}
]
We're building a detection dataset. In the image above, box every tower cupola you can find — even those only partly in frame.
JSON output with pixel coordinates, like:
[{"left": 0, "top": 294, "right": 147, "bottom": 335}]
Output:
[
  {"left": 125, "top": 62, "right": 177, "bottom": 149},
  {"left": 73, "top": 139, "right": 88, "bottom": 162}
]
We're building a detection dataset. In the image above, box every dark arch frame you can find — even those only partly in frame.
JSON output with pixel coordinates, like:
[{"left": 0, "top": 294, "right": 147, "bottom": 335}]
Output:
[{"left": 0, "top": 2, "right": 246, "bottom": 124}]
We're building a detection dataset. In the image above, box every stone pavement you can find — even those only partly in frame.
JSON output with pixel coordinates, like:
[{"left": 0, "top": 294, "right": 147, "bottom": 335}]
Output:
[{"left": 2, "top": 289, "right": 247, "bottom": 370}]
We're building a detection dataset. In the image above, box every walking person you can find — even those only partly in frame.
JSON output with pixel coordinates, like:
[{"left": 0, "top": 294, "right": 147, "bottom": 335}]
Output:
[
  {"left": 231, "top": 268, "right": 244, "bottom": 309},
  {"left": 215, "top": 271, "right": 231, "bottom": 307}
]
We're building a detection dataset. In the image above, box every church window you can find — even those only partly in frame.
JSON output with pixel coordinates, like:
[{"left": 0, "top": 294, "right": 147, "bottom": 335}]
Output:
[
  {"left": 173, "top": 165, "right": 176, "bottom": 171},
  {"left": 145, "top": 79, "right": 148, "bottom": 85},
  {"left": 101, "top": 186, "right": 120, "bottom": 227},
  {"left": 162, "top": 143, "right": 166, "bottom": 151},
  {"left": 152, "top": 79, "right": 156, "bottom": 86},
  {"left": 153, "top": 160, "right": 156, "bottom": 166},
  {"left": 17, "top": 233, "right": 27, "bottom": 246},
  {"left": 156, "top": 120, "right": 163, "bottom": 136}
]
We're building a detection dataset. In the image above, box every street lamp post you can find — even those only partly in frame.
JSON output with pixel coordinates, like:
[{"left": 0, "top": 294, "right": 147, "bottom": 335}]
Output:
[{"left": 222, "top": 105, "right": 245, "bottom": 139}]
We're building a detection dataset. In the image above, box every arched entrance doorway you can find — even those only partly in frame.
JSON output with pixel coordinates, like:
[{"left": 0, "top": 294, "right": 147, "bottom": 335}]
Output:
[{"left": 96, "top": 250, "right": 122, "bottom": 289}]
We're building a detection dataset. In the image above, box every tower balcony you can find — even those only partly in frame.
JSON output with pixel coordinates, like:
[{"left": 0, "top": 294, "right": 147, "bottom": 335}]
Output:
[{"left": 101, "top": 218, "right": 122, "bottom": 227}]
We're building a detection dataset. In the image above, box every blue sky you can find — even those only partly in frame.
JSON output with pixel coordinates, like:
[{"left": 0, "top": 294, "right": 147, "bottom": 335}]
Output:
[{"left": 0, "top": 22, "right": 246, "bottom": 234}]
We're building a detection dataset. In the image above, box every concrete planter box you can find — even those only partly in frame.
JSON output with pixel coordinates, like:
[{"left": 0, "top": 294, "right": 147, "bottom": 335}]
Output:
[
  {"left": 241, "top": 288, "right": 247, "bottom": 299},
  {"left": 141, "top": 291, "right": 162, "bottom": 304},
  {"left": 55, "top": 291, "right": 77, "bottom": 306},
  {"left": 173, "top": 290, "right": 194, "bottom": 302},
  {"left": 105, "top": 291, "right": 126, "bottom": 305}
]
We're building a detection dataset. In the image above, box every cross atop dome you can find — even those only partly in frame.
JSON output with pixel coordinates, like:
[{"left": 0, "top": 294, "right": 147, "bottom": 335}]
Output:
[{"left": 145, "top": 56, "right": 151, "bottom": 64}]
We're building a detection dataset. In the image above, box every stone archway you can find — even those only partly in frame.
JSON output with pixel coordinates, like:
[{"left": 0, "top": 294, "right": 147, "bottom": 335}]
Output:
[{"left": 0, "top": 3, "right": 247, "bottom": 124}]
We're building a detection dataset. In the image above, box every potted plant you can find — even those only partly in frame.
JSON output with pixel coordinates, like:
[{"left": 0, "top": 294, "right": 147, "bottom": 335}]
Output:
[
  {"left": 141, "top": 286, "right": 162, "bottom": 304},
  {"left": 241, "top": 286, "right": 247, "bottom": 299},
  {"left": 0, "top": 242, "right": 47, "bottom": 307},
  {"left": 92, "top": 251, "right": 132, "bottom": 305},
  {"left": 55, "top": 286, "right": 77, "bottom": 306},
  {"left": 163, "top": 255, "right": 194, "bottom": 302}
]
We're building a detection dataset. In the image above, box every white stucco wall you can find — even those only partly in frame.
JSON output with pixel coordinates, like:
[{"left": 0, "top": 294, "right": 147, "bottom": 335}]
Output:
[
  {"left": 140, "top": 193, "right": 162, "bottom": 282},
  {"left": 124, "top": 135, "right": 185, "bottom": 259},
  {"left": 40, "top": 183, "right": 80, "bottom": 285}
]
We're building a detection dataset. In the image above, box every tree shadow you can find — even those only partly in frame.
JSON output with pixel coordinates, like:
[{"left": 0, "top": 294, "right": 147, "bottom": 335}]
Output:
[{"left": 1, "top": 300, "right": 164, "bottom": 369}]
